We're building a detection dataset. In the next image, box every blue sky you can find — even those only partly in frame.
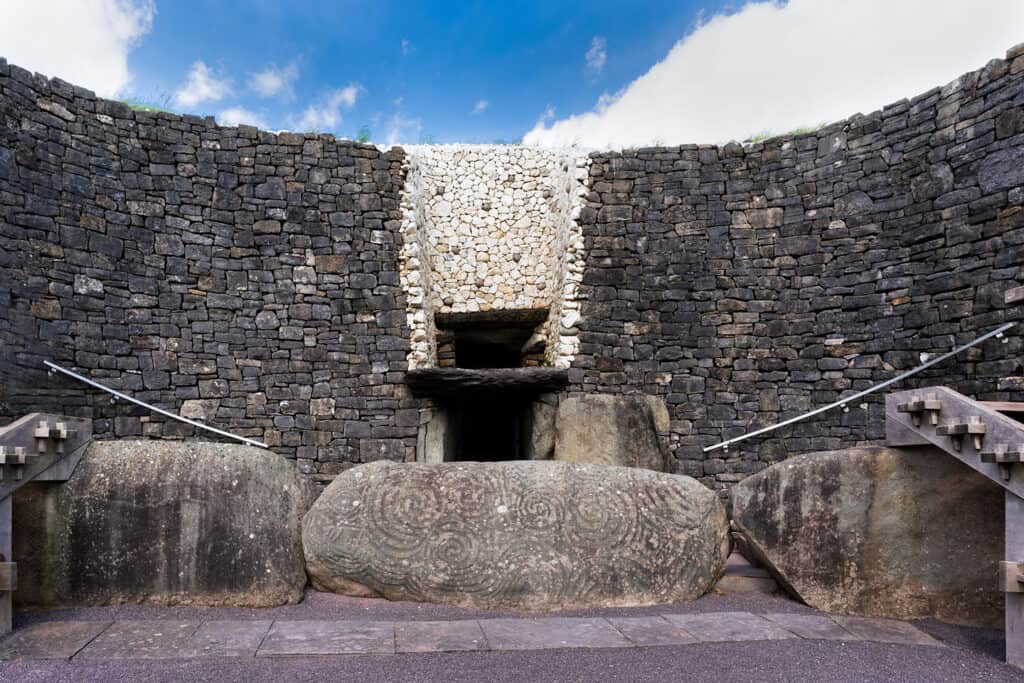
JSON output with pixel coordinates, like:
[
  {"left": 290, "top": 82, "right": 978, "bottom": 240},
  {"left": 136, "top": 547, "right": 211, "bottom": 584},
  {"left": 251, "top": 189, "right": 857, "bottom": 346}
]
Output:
[
  {"left": 123, "top": 0, "right": 713, "bottom": 143},
  {"left": 3, "top": 1, "right": 1023, "bottom": 147}
]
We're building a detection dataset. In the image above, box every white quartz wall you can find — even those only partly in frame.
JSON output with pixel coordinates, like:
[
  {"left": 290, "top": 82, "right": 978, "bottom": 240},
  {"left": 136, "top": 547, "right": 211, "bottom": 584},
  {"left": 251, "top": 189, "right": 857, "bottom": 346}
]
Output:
[{"left": 398, "top": 145, "right": 588, "bottom": 369}]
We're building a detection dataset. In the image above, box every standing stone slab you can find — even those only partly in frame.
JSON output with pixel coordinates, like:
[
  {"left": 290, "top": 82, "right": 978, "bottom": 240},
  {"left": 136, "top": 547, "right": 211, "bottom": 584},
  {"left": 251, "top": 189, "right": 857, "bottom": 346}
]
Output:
[
  {"left": 732, "top": 447, "right": 1002, "bottom": 627},
  {"left": 303, "top": 460, "right": 729, "bottom": 610},
  {"left": 554, "top": 394, "right": 670, "bottom": 471},
  {"left": 14, "top": 441, "right": 316, "bottom": 608}
]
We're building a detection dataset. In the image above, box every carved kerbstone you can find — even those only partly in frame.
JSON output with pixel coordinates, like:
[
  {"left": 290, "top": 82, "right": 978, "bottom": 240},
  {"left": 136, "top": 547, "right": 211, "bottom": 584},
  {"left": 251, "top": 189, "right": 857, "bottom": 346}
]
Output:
[{"left": 303, "top": 460, "right": 729, "bottom": 610}]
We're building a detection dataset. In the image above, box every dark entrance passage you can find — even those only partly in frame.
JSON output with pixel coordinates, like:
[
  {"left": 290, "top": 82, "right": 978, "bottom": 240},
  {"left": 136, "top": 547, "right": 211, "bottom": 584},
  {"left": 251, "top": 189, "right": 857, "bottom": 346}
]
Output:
[
  {"left": 405, "top": 364, "right": 570, "bottom": 464},
  {"left": 435, "top": 309, "right": 549, "bottom": 369},
  {"left": 448, "top": 398, "right": 524, "bottom": 461}
]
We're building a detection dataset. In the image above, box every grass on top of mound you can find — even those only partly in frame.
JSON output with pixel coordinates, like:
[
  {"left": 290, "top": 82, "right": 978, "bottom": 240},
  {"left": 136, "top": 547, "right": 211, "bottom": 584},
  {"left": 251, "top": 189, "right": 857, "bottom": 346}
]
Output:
[{"left": 746, "top": 122, "right": 829, "bottom": 143}]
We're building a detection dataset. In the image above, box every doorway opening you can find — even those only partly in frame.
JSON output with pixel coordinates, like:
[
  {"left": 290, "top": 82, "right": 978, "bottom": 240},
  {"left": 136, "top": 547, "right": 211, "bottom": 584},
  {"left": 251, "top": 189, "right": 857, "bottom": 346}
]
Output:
[
  {"left": 446, "top": 396, "right": 526, "bottom": 461},
  {"left": 435, "top": 309, "right": 549, "bottom": 369}
]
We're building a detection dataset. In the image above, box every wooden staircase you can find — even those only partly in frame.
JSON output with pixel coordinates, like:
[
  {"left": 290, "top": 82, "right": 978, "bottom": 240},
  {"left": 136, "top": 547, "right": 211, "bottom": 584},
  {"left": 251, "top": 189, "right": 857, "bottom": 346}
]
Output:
[
  {"left": 0, "top": 413, "right": 92, "bottom": 637},
  {"left": 886, "top": 387, "right": 1024, "bottom": 667}
]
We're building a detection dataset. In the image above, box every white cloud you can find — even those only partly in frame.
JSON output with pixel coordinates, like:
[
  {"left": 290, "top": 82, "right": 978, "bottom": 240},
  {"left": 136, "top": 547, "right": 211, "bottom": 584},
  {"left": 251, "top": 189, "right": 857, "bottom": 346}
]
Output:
[
  {"left": 471, "top": 99, "right": 489, "bottom": 115},
  {"left": 585, "top": 36, "right": 607, "bottom": 76},
  {"left": 217, "top": 106, "right": 266, "bottom": 128},
  {"left": 385, "top": 113, "right": 423, "bottom": 145},
  {"left": 525, "top": 0, "right": 1024, "bottom": 149},
  {"left": 401, "top": 39, "right": 414, "bottom": 56},
  {"left": 174, "top": 61, "right": 231, "bottom": 108},
  {"left": 0, "top": 0, "right": 155, "bottom": 98},
  {"left": 295, "top": 84, "right": 362, "bottom": 131},
  {"left": 249, "top": 61, "right": 299, "bottom": 98}
]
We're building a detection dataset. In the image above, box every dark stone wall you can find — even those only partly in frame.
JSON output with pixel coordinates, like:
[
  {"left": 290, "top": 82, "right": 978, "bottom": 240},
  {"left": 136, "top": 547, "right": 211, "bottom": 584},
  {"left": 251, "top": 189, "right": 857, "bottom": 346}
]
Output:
[
  {"left": 574, "top": 52, "right": 1024, "bottom": 491},
  {"left": 0, "top": 58, "right": 418, "bottom": 474},
  {"left": 2, "top": 50, "right": 1024, "bottom": 488}
]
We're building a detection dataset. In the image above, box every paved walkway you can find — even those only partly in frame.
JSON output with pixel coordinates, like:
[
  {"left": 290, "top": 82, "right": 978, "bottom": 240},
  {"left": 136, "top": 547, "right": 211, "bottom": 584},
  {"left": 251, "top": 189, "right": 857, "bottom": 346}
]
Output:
[
  {"left": 0, "top": 592, "right": 1017, "bottom": 682},
  {"left": 0, "top": 610, "right": 943, "bottom": 660}
]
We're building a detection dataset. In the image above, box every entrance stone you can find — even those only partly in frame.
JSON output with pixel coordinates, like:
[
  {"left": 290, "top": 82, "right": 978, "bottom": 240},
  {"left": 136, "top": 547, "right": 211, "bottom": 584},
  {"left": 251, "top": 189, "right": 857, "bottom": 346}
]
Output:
[{"left": 303, "top": 460, "right": 728, "bottom": 610}]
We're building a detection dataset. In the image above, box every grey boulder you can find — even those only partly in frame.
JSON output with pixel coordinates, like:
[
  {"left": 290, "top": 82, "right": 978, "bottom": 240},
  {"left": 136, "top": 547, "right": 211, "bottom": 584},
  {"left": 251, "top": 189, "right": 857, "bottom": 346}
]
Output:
[
  {"left": 554, "top": 394, "right": 670, "bottom": 471},
  {"left": 732, "top": 446, "right": 1002, "bottom": 627},
  {"left": 14, "top": 440, "right": 315, "bottom": 607},
  {"left": 303, "top": 460, "right": 728, "bottom": 610}
]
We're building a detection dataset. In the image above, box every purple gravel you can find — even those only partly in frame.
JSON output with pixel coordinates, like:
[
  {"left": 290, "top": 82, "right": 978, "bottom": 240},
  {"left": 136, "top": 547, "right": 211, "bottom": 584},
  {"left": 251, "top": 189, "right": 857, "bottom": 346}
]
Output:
[{"left": 2, "top": 640, "right": 1021, "bottom": 683}]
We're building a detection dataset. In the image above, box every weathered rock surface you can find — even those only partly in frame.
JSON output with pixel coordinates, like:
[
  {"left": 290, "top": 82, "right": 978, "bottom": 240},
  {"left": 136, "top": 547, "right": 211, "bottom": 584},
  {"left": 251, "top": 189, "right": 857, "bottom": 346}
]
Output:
[
  {"left": 13, "top": 440, "right": 315, "bottom": 607},
  {"left": 303, "top": 460, "right": 729, "bottom": 610},
  {"left": 554, "top": 394, "right": 670, "bottom": 471},
  {"left": 732, "top": 446, "right": 1002, "bottom": 627}
]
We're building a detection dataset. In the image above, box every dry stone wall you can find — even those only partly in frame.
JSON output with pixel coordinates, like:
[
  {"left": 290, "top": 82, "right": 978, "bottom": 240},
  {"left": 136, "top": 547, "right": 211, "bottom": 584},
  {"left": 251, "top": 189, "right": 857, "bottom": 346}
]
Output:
[
  {"left": 398, "top": 145, "right": 588, "bottom": 368},
  {"left": 0, "top": 58, "right": 419, "bottom": 474},
  {"left": 1, "top": 48, "right": 1024, "bottom": 486},
  {"left": 574, "top": 48, "right": 1024, "bottom": 491}
]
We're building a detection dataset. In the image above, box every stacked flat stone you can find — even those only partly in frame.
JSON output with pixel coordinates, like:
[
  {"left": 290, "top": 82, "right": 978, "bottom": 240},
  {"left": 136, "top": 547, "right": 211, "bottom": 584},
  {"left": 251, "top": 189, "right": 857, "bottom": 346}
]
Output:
[
  {"left": 573, "top": 48, "right": 1024, "bottom": 491},
  {"left": 1, "top": 46, "right": 1023, "bottom": 485},
  {"left": 397, "top": 145, "right": 589, "bottom": 369},
  {"left": 0, "top": 58, "right": 417, "bottom": 475}
]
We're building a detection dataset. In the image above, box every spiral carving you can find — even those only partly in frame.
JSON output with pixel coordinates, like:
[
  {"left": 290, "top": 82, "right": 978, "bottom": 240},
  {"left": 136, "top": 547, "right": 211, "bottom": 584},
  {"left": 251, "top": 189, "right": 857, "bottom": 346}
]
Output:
[{"left": 303, "top": 460, "right": 728, "bottom": 611}]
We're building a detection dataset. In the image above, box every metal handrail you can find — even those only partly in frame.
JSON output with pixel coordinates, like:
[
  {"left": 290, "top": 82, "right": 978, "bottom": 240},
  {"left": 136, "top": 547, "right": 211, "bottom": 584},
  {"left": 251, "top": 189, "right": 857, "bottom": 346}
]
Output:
[
  {"left": 703, "top": 322, "right": 1016, "bottom": 453},
  {"left": 43, "top": 360, "right": 269, "bottom": 449}
]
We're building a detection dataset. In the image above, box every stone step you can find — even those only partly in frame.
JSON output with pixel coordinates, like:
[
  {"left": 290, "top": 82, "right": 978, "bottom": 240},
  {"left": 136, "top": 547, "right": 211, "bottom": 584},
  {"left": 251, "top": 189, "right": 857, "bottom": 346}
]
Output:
[{"left": 714, "top": 553, "right": 778, "bottom": 594}]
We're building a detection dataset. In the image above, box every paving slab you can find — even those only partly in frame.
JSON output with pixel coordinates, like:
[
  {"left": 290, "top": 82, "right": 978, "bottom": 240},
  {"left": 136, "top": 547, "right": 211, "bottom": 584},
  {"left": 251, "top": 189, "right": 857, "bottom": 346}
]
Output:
[
  {"left": 396, "top": 620, "right": 487, "bottom": 653},
  {"left": 478, "top": 617, "right": 631, "bottom": 651},
  {"left": 257, "top": 620, "right": 395, "bottom": 656},
  {"left": 761, "top": 613, "right": 859, "bottom": 641},
  {"left": 664, "top": 611, "right": 798, "bottom": 642},
  {"left": 183, "top": 620, "right": 272, "bottom": 657},
  {"left": 606, "top": 616, "right": 699, "bottom": 646},
  {"left": 833, "top": 616, "right": 944, "bottom": 647},
  {"left": 0, "top": 620, "right": 111, "bottom": 660},
  {"left": 76, "top": 620, "right": 200, "bottom": 660}
]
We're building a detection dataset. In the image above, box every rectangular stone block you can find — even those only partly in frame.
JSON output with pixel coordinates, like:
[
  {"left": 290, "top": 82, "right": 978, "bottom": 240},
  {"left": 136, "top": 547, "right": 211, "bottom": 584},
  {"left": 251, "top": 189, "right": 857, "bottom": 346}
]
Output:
[
  {"left": 395, "top": 620, "right": 487, "bottom": 653},
  {"left": 77, "top": 620, "right": 200, "bottom": 659},
  {"left": 761, "top": 613, "right": 859, "bottom": 641},
  {"left": 0, "top": 621, "right": 112, "bottom": 660},
  {"left": 184, "top": 620, "right": 272, "bottom": 657},
  {"left": 832, "top": 616, "right": 943, "bottom": 646},
  {"left": 663, "top": 612, "right": 798, "bottom": 642},
  {"left": 607, "top": 616, "right": 698, "bottom": 646},
  {"left": 478, "top": 617, "right": 631, "bottom": 651},
  {"left": 257, "top": 620, "right": 395, "bottom": 656}
]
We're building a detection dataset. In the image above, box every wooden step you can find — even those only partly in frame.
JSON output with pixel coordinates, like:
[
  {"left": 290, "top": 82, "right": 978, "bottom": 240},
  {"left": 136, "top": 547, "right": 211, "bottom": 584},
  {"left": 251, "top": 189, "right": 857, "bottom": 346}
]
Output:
[
  {"left": 937, "top": 416, "right": 987, "bottom": 450},
  {"left": 981, "top": 445, "right": 1024, "bottom": 464},
  {"left": 981, "top": 401, "right": 1024, "bottom": 414},
  {"left": 896, "top": 393, "right": 943, "bottom": 426}
]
